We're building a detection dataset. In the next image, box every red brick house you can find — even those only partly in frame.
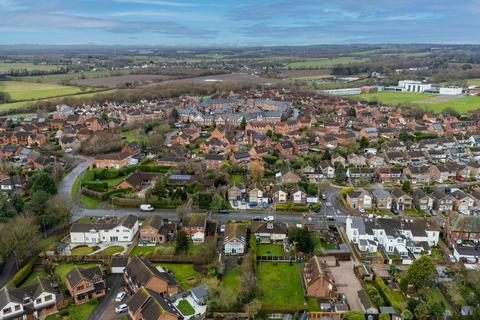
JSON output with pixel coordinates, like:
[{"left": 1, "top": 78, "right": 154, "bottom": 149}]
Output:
[{"left": 66, "top": 266, "right": 106, "bottom": 304}]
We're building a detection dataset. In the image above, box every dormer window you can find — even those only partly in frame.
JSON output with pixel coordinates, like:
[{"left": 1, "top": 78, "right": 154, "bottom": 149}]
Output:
[{"left": 267, "top": 223, "right": 273, "bottom": 229}]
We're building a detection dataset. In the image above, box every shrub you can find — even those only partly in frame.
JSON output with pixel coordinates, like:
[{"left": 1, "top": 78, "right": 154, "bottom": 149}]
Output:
[
  {"left": 82, "top": 181, "right": 108, "bottom": 192},
  {"left": 7, "top": 258, "right": 36, "bottom": 287},
  {"left": 374, "top": 276, "right": 401, "bottom": 310}
]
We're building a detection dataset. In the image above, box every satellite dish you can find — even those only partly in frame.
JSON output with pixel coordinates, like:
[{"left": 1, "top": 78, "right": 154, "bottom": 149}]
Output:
[{"left": 456, "top": 239, "right": 462, "bottom": 245}]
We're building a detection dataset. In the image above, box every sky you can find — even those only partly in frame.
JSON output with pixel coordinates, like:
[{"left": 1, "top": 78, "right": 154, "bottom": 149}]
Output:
[{"left": 0, "top": 0, "right": 480, "bottom": 46}]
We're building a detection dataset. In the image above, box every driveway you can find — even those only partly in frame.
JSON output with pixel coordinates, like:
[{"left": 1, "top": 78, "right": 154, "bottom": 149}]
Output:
[
  {"left": 89, "top": 274, "right": 124, "bottom": 320},
  {"left": 329, "top": 261, "right": 363, "bottom": 311}
]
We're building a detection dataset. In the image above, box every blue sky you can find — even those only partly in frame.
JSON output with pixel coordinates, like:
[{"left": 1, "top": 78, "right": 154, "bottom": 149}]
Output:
[{"left": 0, "top": 0, "right": 479, "bottom": 46}]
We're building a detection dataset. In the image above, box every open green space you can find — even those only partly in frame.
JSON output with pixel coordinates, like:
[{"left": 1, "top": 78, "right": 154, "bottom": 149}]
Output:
[
  {"left": 98, "top": 245, "right": 124, "bottom": 255},
  {"left": 285, "top": 57, "right": 369, "bottom": 69},
  {"left": 0, "top": 81, "right": 89, "bottom": 101},
  {"left": 466, "top": 78, "right": 480, "bottom": 86},
  {"left": 0, "top": 62, "right": 62, "bottom": 73},
  {"left": 221, "top": 267, "right": 240, "bottom": 291},
  {"left": 307, "top": 297, "right": 321, "bottom": 311},
  {"left": 257, "top": 244, "right": 284, "bottom": 256},
  {"left": 353, "top": 92, "right": 437, "bottom": 105},
  {"left": 45, "top": 301, "right": 96, "bottom": 320},
  {"left": 16, "top": 69, "right": 132, "bottom": 83},
  {"left": 257, "top": 262, "right": 305, "bottom": 312},
  {"left": 158, "top": 263, "right": 200, "bottom": 290},
  {"left": 70, "top": 246, "right": 94, "bottom": 256},
  {"left": 120, "top": 128, "right": 149, "bottom": 144},
  {"left": 176, "top": 299, "right": 195, "bottom": 316},
  {"left": 291, "top": 75, "right": 335, "bottom": 81}
]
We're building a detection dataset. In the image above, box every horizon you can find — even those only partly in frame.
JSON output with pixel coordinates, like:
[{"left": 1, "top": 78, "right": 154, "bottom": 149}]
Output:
[{"left": 1, "top": 0, "right": 480, "bottom": 46}]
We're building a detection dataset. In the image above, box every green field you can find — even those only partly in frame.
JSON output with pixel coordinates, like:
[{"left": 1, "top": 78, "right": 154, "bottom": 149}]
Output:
[
  {"left": 353, "top": 91, "right": 480, "bottom": 113},
  {"left": 0, "top": 81, "right": 89, "bottom": 101},
  {"left": 0, "top": 62, "right": 62, "bottom": 73},
  {"left": 466, "top": 78, "right": 480, "bottom": 86},
  {"left": 158, "top": 263, "right": 200, "bottom": 290},
  {"left": 285, "top": 57, "right": 369, "bottom": 69},
  {"left": 45, "top": 301, "right": 96, "bottom": 320},
  {"left": 257, "top": 262, "right": 305, "bottom": 312},
  {"left": 176, "top": 299, "right": 195, "bottom": 316},
  {"left": 79, "top": 195, "right": 102, "bottom": 208},
  {"left": 257, "top": 244, "right": 284, "bottom": 256},
  {"left": 291, "top": 75, "right": 335, "bottom": 81},
  {"left": 16, "top": 69, "right": 132, "bottom": 83},
  {"left": 71, "top": 246, "right": 95, "bottom": 256}
]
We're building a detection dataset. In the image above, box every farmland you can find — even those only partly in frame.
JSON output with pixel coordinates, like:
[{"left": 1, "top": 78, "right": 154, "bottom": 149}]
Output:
[
  {"left": 0, "top": 81, "right": 90, "bottom": 101},
  {"left": 353, "top": 92, "right": 438, "bottom": 105},
  {"left": 0, "top": 62, "right": 62, "bottom": 73},
  {"left": 284, "top": 57, "right": 369, "bottom": 69},
  {"left": 14, "top": 69, "right": 133, "bottom": 84},
  {"left": 69, "top": 74, "right": 172, "bottom": 88}
]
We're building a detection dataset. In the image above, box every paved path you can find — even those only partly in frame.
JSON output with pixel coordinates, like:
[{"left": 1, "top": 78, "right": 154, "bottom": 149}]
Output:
[{"left": 89, "top": 274, "right": 123, "bottom": 320}]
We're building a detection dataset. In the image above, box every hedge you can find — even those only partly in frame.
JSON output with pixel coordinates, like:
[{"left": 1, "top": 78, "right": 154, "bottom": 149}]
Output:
[
  {"left": 82, "top": 181, "right": 108, "bottom": 192},
  {"left": 275, "top": 204, "right": 309, "bottom": 212},
  {"left": 101, "top": 188, "right": 132, "bottom": 201},
  {"left": 374, "top": 276, "right": 401, "bottom": 310},
  {"left": 7, "top": 258, "right": 36, "bottom": 287}
]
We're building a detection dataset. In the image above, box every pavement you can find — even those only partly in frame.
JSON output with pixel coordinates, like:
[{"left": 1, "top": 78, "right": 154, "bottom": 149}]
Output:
[
  {"left": 89, "top": 274, "right": 125, "bottom": 320},
  {"left": 329, "top": 261, "right": 363, "bottom": 312}
]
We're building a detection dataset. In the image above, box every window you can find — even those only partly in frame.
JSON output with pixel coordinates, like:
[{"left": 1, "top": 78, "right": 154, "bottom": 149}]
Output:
[
  {"left": 86, "top": 283, "right": 92, "bottom": 288},
  {"left": 36, "top": 298, "right": 42, "bottom": 304},
  {"left": 77, "top": 285, "right": 84, "bottom": 290},
  {"left": 45, "top": 295, "right": 53, "bottom": 302},
  {"left": 3, "top": 308, "right": 11, "bottom": 314},
  {"left": 14, "top": 305, "right": 20, "bottom": 311}
]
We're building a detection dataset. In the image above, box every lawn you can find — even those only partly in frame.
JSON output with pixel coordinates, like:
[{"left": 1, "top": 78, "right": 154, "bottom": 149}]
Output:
[
  {"left": 54, "top": 263, "right": 100, "bottom": 284},
  {"left": 285, "top": 57, "right": 369, "bottom": 69},
  {"left": 221, "top": 267, "right": 240, "bottom": 291},
  {"left": 79, "top": 194, "right": 102, "bottom": 208},
  {"left": 0, "top": 81, "right": 87, "bottom": 101},
  {"left": 257, "top": 244, "right": 284, "bottom": 256},
  {"left": 257, "top": 262, "right": 306, "bottom": 312},
  {"left": 129, "top": 244, "right": 175, "bottom": 256},
  {"left": 71, "top": 173, "right": 83, "bottom": 201},
  {"left": 229, "top": 175, "right": 244, "bottom": 185},
  {"left": 430, "top": 248, "right": 444, "bottom": 260},
  {"left": 427, "top": 288, "right": 453, "bottom": 313},
  {"left": 71, "top": 246, "right": 94, "bottom": 256},
  {"left": 120, "top": 128, "right": 149, "bottom": 144},
  {"left": 176, "top": 299, "right": 195, "bottom": 316},
  {"left": 418, "top": 95, "right": 480, "bottom": 113},
  {"left": 291, "top": 75, "right": 335, "bottom": 81},
  {"left": 103, "top": 176, "right": 126, "bottom": 187},
  {"left": 158, "top": 263, "right": 200, "bottom": 290},
  {"left": 307, "top": 297, "right": 321, "bottom": 311},
  {"left": 45, "top": 301, "right": 96, "bottom": 320},
  {"left": 98, "top": 245, "right": 124, "bottom": 255},
  {"left": 467, "top": 78, "right": 480, "bottom": 86},
  {"left": 21, "top": 270, "right": 49, "bottom": 287}
]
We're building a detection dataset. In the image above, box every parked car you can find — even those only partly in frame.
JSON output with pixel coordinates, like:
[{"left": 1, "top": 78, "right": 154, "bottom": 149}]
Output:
[
  {"left": 64, "top": 147, "right": 72, "bottom": 153},
  {"left": 264, "top": 215, "right": 274, "bottom": 221},
  {"left": 448, "top": 255, "right": 456, "bottom": 262},
  {"left": 115, "top": 291, "right": 126, "bottom": 302},
  {"left": 321, "top": 193, "right": 327, "bottom": 200},
  {"left": 115, "top": 304, "right": 128, "bottom": 314},
  {"left": 220, "top": 225, "right": 226, "bottom": 233},
  {"left": 456, "top": 177, "right": 465, "bottom": 182},
  {"left": 140, "top": 204, "right": 154, "bottom": 211},
  {"left": 251, "top": 216, "right": 262, "bottom": 221},
  {"left": 359, "top": 208, "right": 365, "bottom": 213},
  {"left": 218, "top": 209, "right": 230, "bottom": 214}
]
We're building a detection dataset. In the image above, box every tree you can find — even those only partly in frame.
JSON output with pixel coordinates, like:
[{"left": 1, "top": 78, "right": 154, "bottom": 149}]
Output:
[
  {"left": 289, "top": 227, "right": 314, "bottom": 253},
  {"left": 402, "top": 180, "right": 412, "bottom": 193},
  {"left": 400, "top": 309, "right": 414, "bottom": 320},
  {"left": 406, "top": 255, "right": 435, "bottom": 291},
  {"left": 343, "top": 311, "right": 365, "bottom": 320},
  {"left": 334, "top": 162, "right": 347, "bottom": 184},
  {"left": 307, "top": 183, "right": 318, "bottom": 196},
  {"left": 175, "top": 230, "right": 189, "bottom": 254},
  {"left": 249, "top": 161, "right": 264, "bottom": 181},
  {"left": 169, "top": 108, "right": 179, "bottom": 125},
  {"left": 27, "top": 190, "right": 50, "bottom": 216},
  {"left": 240, "top": 116, "right": 247, "bottom": 130},
  {"left": 244, "top": 299, "right": 261, "bottom": 319},
  {"left": 322, "top": 148, "right": 331, "bottom": 160},
  {"left": 366, "top": 285, "right": 384, "bottom": 307},
  {"left": 3, "top": 215, "right": 41, "bottom": 265},
  {"left": 359, "top": 136, "right": 369, "bottom": 149},
  {"left": 11, "top": 191, "right": 24, "bottom": 213},
  {"left": 414, "top": 301, "right": 431, "bottom": 320},
  {"left": 210, "top": 194, "right": 224, "bottom": 212},
  {"left": 29, "top": 171, "right": 57, "bottom": 194},
  {"left": 0, "top": 91, "right": 11, "bottom": 103},
  {"left": 378, "top": 314, "right": 390, "bottom": 320}
]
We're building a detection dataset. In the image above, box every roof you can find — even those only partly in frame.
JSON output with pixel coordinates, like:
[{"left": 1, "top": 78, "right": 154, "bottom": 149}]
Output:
[
  {"left": 70, "top": 215, "right": 138, "bottom": 233},
  {"left": 449, "top": 213, "right": 480, "bottom": 233},
  {"left": 0, "top": 277, "right": 56, "bottom": 309},
  {"left": 66, "top": 266, "right": 103, "bottom": 287},
  {"left": 95, "top": 151, "right": 131, "bottom": 161},
  {"left": 125, "top": 257, "right": 179, "bottom": 289},
  {"left": 127, "top": 287, "right": 183, "bottom": 320},
  {"left": 253, "top": 221, "right": 287, "bottom": 235},
  {"left": 224, "top": 224, "right": 247, "bottom": 244}
]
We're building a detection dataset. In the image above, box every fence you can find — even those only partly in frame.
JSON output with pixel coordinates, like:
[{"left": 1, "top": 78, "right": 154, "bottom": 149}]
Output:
[
  {"left": 257, "top": 255, "right": 298, "bottom": 262},
  {"left": 307, "top": 311, "right": 343, "bottom": 319},
  {"left": 50, "top": 254, "right": 209, "bottom": 265}
]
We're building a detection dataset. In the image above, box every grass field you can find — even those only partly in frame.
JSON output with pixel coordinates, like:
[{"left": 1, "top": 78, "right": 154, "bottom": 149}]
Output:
[
  {"left": 0, "top": 81, "right": 88, "bottom": 101},
  {"left": 176, "top": 299, "right": 195, "bottom": 316},
  {"left": 466, "top": 78, "right": 480, "bottom": 86},
  {"left": 285, "top": 57, "right": 369, "bottom": 69},
  {"left": 129, "top": 244, "right": 176, "bottom": 256},
  {"left": 353, "top": 92, "right": 437, "bottom": 105},
  {"left": 16, "top": 69, "right": 133, "bottom": 83},
  {"left": 291, "top": 75, "right": 335, "bottom": 81},
  {"left": 257, "top": 262, "right": 305, "bottom": 312},
  {"left": 427, "top": 288, "right": 453, "bottom": 313},
  {"left": 159, "top": 263, "right": 200, "bottom": 290},
  {"left": 98, "top": 245, "right": 124, "bottom": 255},
  {"left": 221, "top": 267, "right": 240, "bottom": 291},
  {"left": 45, "top": 301, "right": 96, "bottom": 320},
  {"left": 21, "top": 270, "right": 49, "bottom": 287},
  {"left": 0, "top": 62, "right": 62, "bottom": 73},
  {"left": 79, "top": 195, "right": 102, "bottom": 208},
  {"left": 71, "top": 246, "right": 94, "bottom": 256}
]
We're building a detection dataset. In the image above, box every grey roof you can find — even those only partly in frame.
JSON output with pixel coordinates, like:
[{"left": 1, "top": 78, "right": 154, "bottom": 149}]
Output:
[{"left": 190, "top": 284, "right": 208, "bottom": 301}]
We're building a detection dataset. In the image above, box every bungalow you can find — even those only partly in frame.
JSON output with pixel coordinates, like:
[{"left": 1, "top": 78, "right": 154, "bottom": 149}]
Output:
[
  {"left": 346, "top": 189, "right": 372, "bottom": 210},
  {"left": 66, "top": 266, "right": 106, "bottom": 304},
  {"left": 118, "top": 172, "right": 159, "bottom": 191},
  {"left": 124, "top": 257, "right": 180, "bottom": 296},
  {"left": 253, "top": 221, "right": 287, "bottom": 244},
  {"left": 223, "top": 224, "right": 247, "bottom": 255}
]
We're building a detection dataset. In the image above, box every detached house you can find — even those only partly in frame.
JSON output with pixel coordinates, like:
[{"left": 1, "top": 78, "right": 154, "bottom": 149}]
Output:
[
  {"left": 253, "top": 221, "right": 287, "bottom": 244},
  {"left": 291, "top": 184, "right": 307, "bottom": 205},
  {"left": 66, "top": 266, "right": 106, "bottom": 304},
  {"left": 303, "top": 256, "right": 335, "bottom": 299},
  {"left": 272, "top": 185, "right": 288, "bottom": 204},
  {"left": 431, "top": 189, "right": 454, "bottom": 212},
  {"left": 182, "top": 214, "right": 207, "bottom": 243},
  {"left": 139, "top": 216, "right": 177, "bottom": 245},
  {"left": 390, "top": 189, "right": 413, "bottom": 212},
  {"left": 124, "top": 257, "right": 180, "bottom": 296},
  {"left": 451, "top": 190, "right": 475, "bottom": 214},
  {"left": 412, "top": 189, "right": 434, "bottom": 212},
  {"left": 372, "top": 189, "right": 392, "bottom": 210},
  {"left": 94, "top": 151, "right": 132, "bottom": 169},
  {"left": 404, "top": 166, "right": 431, "bottom": 185},
  {"left": 346, "top": 190, "right": 372, "bottom": 210},
  {"left": 127, "top": 288, "right": 183, "bottom": 320},
  {"left": 223, "top": 224, "right": 247, "bottom": 255}
]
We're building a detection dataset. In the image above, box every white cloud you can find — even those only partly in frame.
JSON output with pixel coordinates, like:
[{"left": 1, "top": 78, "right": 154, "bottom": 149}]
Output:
[{"left": 114, "top": 0, "right": 196, "bottom": 7}]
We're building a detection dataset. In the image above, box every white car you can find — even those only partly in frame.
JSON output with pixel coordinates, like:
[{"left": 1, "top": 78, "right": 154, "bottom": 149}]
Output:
[
  {"left": 264, "top": 215, "right": 274, "bottom": 221},
  {"left": 64, "top": 147, "right": 72, "bottom": 153},
  {"left": 140, "top": 204, "right": 154, "bottom": 211},
  {"left": 220, "top": 225, "right": 226, "bottom": 233},
  {"left": 359, "top": 208, "right": 365, "bottom": 213},
  {"left": 115, "top": 291, "right": 126, "bottom": 302},
  {"left": 115, "top": 304, "right": 128, "bottom": 314}
]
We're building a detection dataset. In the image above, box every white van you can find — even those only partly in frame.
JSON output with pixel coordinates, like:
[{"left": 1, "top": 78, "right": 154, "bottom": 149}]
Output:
[{"left": 140, "top": 204, "right": 154, "bottom": 211}]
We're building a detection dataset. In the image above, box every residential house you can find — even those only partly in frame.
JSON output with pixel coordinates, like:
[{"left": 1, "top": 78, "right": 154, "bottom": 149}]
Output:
[
  {"left": 272, "top": 185, "right": 288, "bottom": 204},
  {"left": 451, "top": 190, "right": 476, "bottom": 214},
  {"left": 412, "top": 189, "right": 434, "bottom": 212},
  {"left": 94, "top": 152, "right": 132, "bottom": 169},
  {"left": 253, "top": 221, "right": 287, "bottom": 244},
  {"left": 182, "top": 214, "right": 207, "bottom": 243},
  {"left": 291, "top": 184, "right": 307, "bottom": 205},
  {"left": 0, "top": 278, "right": 59, "bottom": 319},
  {"left": 223, "top": 224, "right": 247, "bottom": 255},
  {"left": 280, "top": 170, "right": 301, "bottom": 184},
  {"left": 227, "top": 185, "right": 244, "bottom": 201},
  {"left": 124, "top": 257, "right": 180, "bottom": 296},
  {"left": 431, "top": 189, "right": 454, "bottom": 212},
  {"left": 303, "top": 256, "right": 335, "bottom": 298},
  {"left": 347, "top": 168, "right": 376, "bottom": 184},
  {"left": 347, "top": 154, "right": 367, "bottom": 167},
  {"left": 377, "top": 167, "right": 402, "bottom": 184},
  {"left": 66, "top": 266, "right": 106, "bottom": 304},
  {"left": 248, "top": 185, "right": 264, "bottom": 206},
  {"left": 139, "top": 216, "right": 177, "bottom": 245},
  {"left": 127, "top": 288, "right": 183, "bottom": 320},
  {"left": 70, "top": 215, "right": 139, "bottom": 245},
  {"left": 429, "top": 163, "right": 458, "bottom": 183},
  {"left": 390, "top": 189, "right": 413, "bottom": 212},
  {"left": 346, "top": 216, "right": 440, "bottom": 258},
  {"left": 372, "top": 189, "right": 392, "bottom": 210},
  {"left": 118, "top": 172, "right": 159, "bottom": 191},
  {"left": 346, "top": 189, "right": 372, "bottom": 210},
  {"left": 122, "top": 142, "right": 142, "bottom": 156},
  {"left": 204, "top": 153, "right": 225, "bottom": 169},
  {"left": 319, "top": 161, "right": 335, "bottom": 179},
  {"left": 301, "top": 165, "right": 323, "bottom": 182},
  {"left": 404, "top": 166, "right": 431, "bottom": 185},
  {"left": 331, "top": 155, "right": 346, "bottom": 167},
  {"left": 445, "top": 213, "right": 480, "bottom": 245}
]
